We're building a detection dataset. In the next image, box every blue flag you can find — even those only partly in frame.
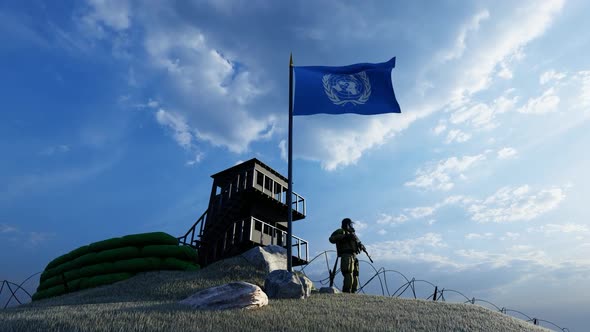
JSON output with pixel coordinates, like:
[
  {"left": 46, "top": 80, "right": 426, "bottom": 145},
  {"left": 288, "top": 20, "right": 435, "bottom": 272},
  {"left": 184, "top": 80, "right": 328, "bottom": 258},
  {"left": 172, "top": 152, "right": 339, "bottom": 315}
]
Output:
[{"left": 293, "top": 57, "right": 401, "bottom": 116}]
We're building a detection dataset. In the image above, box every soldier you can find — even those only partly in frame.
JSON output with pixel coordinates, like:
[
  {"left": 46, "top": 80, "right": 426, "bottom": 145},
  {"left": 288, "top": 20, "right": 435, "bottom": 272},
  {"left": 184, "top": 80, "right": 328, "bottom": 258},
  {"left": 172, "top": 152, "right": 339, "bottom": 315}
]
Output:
[{"left": 329, "top": 218, "right": 362, "bottom": 293}]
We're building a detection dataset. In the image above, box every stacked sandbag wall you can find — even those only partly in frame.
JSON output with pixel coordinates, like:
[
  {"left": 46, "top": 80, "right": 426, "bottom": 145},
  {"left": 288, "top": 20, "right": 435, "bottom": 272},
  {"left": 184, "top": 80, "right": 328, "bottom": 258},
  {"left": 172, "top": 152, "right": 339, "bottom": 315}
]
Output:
[{"left": 33, "top": 232, "right": 199, "bottom": 301}]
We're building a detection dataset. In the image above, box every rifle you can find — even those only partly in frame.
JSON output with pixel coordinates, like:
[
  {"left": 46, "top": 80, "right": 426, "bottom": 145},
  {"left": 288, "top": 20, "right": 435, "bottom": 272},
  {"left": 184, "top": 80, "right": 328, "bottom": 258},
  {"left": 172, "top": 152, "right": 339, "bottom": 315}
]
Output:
[{"left": 350, "top": 227, "right": 374, "bottom": 263}]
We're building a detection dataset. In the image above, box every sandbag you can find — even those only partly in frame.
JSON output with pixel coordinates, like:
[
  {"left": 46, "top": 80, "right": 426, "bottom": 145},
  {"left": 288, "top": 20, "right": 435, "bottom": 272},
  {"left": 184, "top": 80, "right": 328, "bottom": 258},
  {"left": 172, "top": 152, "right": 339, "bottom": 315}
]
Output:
[
  {"left": 95, "top": 246, "right": 141, "bottom": 263},
  {"left": 121, "top": 232, "right": 179, "bottom": 247},
  {"left": 88, "top": 237, "right": 126, "bottom": 253},
  {"left": 113, "top": 257, "right": 157, "bottom": 273},
  {"left": 79, "top": 273, "right": 133, "bottom": 290},
  {"left": 44, "top": 252, "right": 73, "bottom": 271},
  {"left": 69, "top": 252, "right": 99, "bottom": 269},
  {"left": 140, "top": 245, "right": 197, "bottom": 261},
  {"left": 68, "top": 245, "right": 92, "bottom": 261}
]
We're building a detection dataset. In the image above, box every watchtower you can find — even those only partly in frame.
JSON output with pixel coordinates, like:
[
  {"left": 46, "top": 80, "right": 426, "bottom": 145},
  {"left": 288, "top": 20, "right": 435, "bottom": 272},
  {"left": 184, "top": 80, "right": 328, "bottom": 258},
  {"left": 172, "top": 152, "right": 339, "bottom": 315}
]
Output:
[{"left": 178, "top": 158, "right": 308, "bottom": 266}]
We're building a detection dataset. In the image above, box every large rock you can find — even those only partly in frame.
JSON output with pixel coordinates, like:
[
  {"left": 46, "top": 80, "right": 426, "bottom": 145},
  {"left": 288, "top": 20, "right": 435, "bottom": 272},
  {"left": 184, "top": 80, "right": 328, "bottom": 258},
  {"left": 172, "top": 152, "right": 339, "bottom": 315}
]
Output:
[
  {"left": 299, "top": 274, "right": 314, "bottom": 298},
  {"left": 264, "top": 269, "right": 308, "bottom": 299},
  {"left": 241, "top": 245, "right": 287, "bottom": 273},
  {"left": 179, "top": 282, "right": 268, "bottom": 310}
]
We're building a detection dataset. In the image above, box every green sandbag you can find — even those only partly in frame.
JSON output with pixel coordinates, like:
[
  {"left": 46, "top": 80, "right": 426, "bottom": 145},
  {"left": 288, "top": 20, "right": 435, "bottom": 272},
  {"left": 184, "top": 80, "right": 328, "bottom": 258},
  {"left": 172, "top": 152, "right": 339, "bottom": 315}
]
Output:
[
  {"left": 89, "top": 237, "right": 126, "bottom": 253},
  {"left": 33, "top": 284, "right": 66, "bottom": 301},
  {"left": 64, "top": 268, "right": 83, "bottom": 282},
  {"left": 140, "top": 245, "right": 197, "bottom": 261},
  {"left": 44, "top": 252, "right": 74, "bottom": 271},
  {"left": 70, "top": 252, "right": 99, "bottom": 269},
  {"left": 79, "top": 263, "right": 108, "bottom": 278},
  {"left": 161, "top": 257, "right": 191, "bottom": 270},
  {"left": 69, "top": 245, "right": 92, "bottom": 261},
  {"left": 37, "top": 273, "right": 66, "bottom": 291},
  {"left": 47, "top": 260, "right": 76, "bottom": 280},
  {"left": 79, "top": 272, "right": 133, "bottom": 290},
  {"left": 113, "top": 257, "right": 158, "bottom": 273},
  {"left": 67, "top": 278, "right": 82, "bottom": 292},
  {"left": 185, "top": 263, "right": 200, "bottom": 271},
  {"left": 121, "top": 232, "right": 178, "bottom": 247},
  {"left": 39, "top": 270, "right": 52, "bottom": 284},
  {"left": 94, "top": 262, "right": 118, "bottom": 276},
  {"left": 95, "top": 246, "right": 141, "bottom": 263}
]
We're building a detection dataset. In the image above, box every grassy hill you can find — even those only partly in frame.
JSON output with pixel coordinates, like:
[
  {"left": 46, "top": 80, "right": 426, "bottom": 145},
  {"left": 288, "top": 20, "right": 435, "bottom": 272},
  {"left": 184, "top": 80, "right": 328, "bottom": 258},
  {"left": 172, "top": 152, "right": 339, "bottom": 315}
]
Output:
[{"left": 0, "top": 255, "right": 551, "bottom": 332}]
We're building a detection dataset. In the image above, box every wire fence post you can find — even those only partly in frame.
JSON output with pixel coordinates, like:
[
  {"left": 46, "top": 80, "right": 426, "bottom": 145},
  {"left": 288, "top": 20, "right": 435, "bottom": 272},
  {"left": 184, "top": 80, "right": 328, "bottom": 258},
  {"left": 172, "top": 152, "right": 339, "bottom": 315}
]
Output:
[{"left": 433, "top": 286, "right": 438, "bottom": 301}]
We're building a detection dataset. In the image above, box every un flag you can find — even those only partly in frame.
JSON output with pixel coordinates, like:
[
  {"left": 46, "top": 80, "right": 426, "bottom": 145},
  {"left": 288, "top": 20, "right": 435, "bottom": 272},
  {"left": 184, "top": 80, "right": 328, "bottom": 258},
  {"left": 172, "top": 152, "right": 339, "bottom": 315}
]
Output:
[{"left": 293, "top": 57, "right": 401, "bottom": 116}]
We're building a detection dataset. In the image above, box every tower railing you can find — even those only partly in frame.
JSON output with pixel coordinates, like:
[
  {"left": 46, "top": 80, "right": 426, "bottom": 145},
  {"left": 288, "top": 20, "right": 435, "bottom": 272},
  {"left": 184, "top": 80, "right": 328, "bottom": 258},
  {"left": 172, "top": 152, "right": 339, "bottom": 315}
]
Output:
[
  {"left": 249, "top": 216, "right": 308, "bottom": 263},
  {"left": 253, "top": 170, "right": 306, "bottom": 215}
]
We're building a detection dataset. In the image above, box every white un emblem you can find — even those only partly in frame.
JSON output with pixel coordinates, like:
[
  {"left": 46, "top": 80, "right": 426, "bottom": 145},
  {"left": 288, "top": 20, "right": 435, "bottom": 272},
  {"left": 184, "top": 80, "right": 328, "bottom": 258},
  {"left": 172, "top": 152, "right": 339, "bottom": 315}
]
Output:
[{"left": 322, "top": 71, "right": 371, "bottom": 106}]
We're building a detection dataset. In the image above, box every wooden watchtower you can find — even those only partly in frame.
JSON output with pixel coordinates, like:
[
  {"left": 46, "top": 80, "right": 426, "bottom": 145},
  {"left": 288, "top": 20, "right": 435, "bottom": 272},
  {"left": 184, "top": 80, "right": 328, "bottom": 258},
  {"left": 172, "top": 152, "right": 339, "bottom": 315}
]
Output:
[{"left": 178, "top": 158, "right": 308, "bottom": 267}]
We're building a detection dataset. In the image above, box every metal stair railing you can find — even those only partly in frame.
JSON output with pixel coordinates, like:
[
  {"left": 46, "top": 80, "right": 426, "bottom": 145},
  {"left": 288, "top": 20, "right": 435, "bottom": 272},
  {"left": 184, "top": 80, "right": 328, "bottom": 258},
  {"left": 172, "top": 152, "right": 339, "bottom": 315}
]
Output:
[{"left": 177, "top": 210, "right": 208, "bottom": 249}]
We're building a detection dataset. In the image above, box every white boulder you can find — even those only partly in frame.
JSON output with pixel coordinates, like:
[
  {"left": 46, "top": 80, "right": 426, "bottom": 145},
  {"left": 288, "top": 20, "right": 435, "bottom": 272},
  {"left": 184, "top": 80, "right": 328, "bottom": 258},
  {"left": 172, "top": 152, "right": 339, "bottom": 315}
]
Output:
[
  {"left": 241, "top": 245, "right": 287, "bottom": 273},
  {"left": 179, "top": 281, "right": 268, "bottom": 310}
]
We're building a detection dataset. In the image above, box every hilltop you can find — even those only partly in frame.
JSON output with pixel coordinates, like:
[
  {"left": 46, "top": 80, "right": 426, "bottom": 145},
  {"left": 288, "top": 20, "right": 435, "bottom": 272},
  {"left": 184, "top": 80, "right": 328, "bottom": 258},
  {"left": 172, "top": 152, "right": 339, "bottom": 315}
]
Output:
[{"left": 0, "top": 255, "right": 550, "bottom": 332}]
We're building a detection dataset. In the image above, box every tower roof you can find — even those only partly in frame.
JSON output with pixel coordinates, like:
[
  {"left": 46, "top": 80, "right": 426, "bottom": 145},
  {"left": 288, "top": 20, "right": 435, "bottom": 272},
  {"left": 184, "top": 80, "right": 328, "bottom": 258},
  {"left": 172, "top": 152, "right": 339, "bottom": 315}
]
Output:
[{"left": 210, "top": 158, "right": 288, "bottom": 183}]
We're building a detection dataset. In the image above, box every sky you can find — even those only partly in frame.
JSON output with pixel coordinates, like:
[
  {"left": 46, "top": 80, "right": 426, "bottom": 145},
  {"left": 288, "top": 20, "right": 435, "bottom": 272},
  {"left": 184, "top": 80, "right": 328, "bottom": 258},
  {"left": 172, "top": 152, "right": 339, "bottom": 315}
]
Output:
[{"left": 1, "top": 0, "right": 589, "bottom": 330}]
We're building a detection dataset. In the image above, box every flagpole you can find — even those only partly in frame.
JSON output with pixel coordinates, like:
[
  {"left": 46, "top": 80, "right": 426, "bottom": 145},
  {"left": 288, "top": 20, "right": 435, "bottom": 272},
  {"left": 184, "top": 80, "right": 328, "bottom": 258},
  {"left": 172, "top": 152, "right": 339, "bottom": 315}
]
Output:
[{"left": 287, "top": 53, "right": 294, "bottom": 272}]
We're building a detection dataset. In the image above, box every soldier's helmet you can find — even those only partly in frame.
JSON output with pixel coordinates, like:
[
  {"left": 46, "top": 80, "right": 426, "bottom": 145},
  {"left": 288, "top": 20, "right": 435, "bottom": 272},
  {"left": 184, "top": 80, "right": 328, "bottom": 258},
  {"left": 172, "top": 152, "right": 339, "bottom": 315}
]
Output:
[{"left": 341, "top": 218, "right": 353, "bottom": 229}]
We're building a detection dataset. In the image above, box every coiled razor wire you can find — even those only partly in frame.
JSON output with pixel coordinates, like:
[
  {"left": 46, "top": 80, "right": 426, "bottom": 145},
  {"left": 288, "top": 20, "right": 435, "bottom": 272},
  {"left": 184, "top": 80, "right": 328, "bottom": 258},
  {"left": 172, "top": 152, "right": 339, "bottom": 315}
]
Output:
[
  {"left": 0, "top": 272, "right": 41, "bottom": 309},
  {"left": 297, "top": 250, "right": 570, "bottom": 332}
]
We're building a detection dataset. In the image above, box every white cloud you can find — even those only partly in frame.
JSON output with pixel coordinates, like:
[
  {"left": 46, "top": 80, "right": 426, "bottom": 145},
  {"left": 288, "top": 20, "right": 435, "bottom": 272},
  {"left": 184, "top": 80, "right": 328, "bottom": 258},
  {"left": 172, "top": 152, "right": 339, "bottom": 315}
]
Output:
[
  {"left": 0, "top": 224, "right": 18, "bottom": 233},
  {"left": 455, "top": 247, "right": 554, "bottom": 269},
  {"left": 500, "top": 232, "right": 521, "bottom": 241},
  {"left": 447, "top": 0, "right": 564, "bottom": 102},
  {"left": 517, "top": 87, "right": 560, "bottom": 114},
  {"left": 445, "top": 129, "right": 471, "bottom": 144},
  {"left": 354, "top": 220, "right": 368, "bottom": 232},
  {"left": 155, "top": 109, "right": 193, "bottom": 150},
  {"left": 389, "top": 184, "right": 566, "bottom": 226},
  {"left": 576, "top": 71, "right": 590, "bottom": 107},
  {"left": 449, "top": 90, "right": 519, "bottom": 131},
  {"left": 468, "top": 185, "right": 566, "bottom": 223},
  {"left": 433, "top": 122, "right": 447, "bottom": 135},
  {"left": 278, "top": 140, "right": 287, "bottom": 161},
  {"left": 406, "top": 206, "right": 436, "bottom": 219},
  {"left": 376, "top": 213, "right": 409, "bottom": 226},
  {"left": 185, "top": 152, "right": 204, "bottom": 166},
  {"left": 498, "top": 63, "right": 513, "bottom": 80},
  {"left": 367, "top": 233, "right": 453, "bottom": 266},
  {"left": 540, "top": 70, "right": 566, "bottom": 85},
  {"left": 438, "top": 10, "right": 490, "bottom": 62},
  {"left": 405, "top": 153, "right": 487, "bottom": 191},
  {"left": 143, "top": 24, "right": 276, "bottom": 154},
  {"left": 79, "top": 0, "right": 131, "bottom": 39},
  {"left": 377, "top": 229, "right": 387, "bottom": 235},
  {"left": 465, "top": 232, "right": 494, "bottom": 240},
  {"left": 293, "top": 112, "right": 419, "bottom": 171},
  {"left": 497, "top": 147, "right": 517, "bottom": 159},
  {"left": 529, "top": 223, "right": 590, "bottom": 235}
]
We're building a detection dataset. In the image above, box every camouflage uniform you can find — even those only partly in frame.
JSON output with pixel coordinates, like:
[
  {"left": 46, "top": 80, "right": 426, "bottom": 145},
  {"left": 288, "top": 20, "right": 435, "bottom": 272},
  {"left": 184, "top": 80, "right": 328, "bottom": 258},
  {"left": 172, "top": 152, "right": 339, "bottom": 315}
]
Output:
[{"left": 329, "top": 227, "right": 360, "bottom": 293}]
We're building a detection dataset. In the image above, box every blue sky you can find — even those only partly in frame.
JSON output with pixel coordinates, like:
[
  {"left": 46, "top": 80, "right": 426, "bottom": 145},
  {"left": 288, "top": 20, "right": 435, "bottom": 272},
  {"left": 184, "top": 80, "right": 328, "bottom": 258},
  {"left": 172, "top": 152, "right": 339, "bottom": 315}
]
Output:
[{"left": 1, "top": 0, "right": 589, "bottom": 329}]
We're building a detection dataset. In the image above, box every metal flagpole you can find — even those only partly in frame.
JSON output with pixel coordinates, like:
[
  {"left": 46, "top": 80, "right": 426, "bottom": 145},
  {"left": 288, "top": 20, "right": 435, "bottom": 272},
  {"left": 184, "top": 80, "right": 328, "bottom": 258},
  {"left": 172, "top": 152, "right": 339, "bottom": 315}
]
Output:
[{"left": 287, "top": 53, "right": 294, "bottom": 272}]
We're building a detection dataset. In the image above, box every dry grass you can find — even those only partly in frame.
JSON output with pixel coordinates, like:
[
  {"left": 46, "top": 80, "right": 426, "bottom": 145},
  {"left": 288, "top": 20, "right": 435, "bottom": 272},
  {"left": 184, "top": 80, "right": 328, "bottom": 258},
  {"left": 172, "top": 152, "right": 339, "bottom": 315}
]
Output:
[{"left": 0, "top": 255, "right": 551, "bottom": 332}]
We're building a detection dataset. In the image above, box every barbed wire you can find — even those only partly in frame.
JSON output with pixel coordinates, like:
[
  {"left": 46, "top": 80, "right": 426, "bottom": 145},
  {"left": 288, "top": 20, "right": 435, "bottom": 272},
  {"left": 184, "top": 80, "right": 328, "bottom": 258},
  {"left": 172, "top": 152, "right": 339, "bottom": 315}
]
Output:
[
  {"left": 297, "top": 250, "right": 570, "bottom": 332},
  {"left": 0, "top": 272, "right": 41, "bottom": 309}
]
